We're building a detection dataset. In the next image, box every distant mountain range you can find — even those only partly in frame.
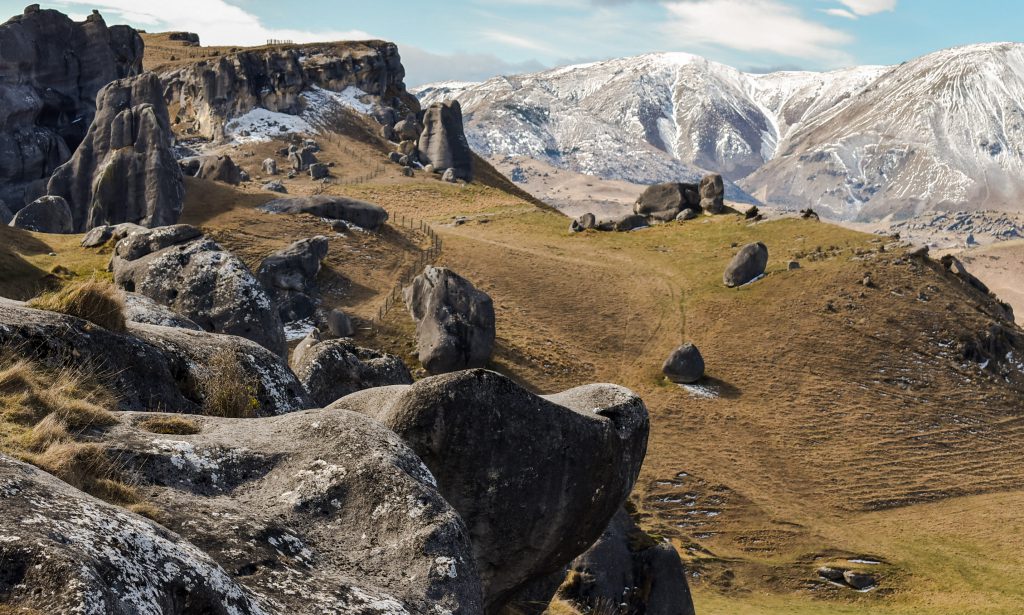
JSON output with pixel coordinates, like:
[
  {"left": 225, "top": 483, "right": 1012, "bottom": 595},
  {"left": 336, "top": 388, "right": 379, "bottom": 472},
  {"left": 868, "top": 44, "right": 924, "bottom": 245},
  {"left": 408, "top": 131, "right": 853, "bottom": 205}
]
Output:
[{"left": 415, "top": 43, "right": 1024, "bottom": 221}]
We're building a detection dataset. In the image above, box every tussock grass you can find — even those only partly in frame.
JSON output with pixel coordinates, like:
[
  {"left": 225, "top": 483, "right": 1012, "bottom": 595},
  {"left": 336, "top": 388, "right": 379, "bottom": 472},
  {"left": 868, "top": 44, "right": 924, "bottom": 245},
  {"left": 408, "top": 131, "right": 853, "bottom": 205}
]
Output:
[
  {"left": 137, "top": 416, "right": 202, "bottom": 435},
  {"left": 28, "top": 279, "right": 127, "bottom": 333},
  {"left": 201, "top": 349, "right": 259, "bottom": 418}
]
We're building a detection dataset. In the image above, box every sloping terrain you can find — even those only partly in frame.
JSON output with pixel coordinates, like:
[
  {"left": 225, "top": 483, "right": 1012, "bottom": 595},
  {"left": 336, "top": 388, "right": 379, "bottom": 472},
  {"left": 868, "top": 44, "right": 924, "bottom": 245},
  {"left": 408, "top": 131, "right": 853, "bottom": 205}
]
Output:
[
  {"left": 419, "top": 44, "right": 1024, "bottom": 223},
  {"left": 5, "top": 29, "right": 1024, "bottom": 615}
]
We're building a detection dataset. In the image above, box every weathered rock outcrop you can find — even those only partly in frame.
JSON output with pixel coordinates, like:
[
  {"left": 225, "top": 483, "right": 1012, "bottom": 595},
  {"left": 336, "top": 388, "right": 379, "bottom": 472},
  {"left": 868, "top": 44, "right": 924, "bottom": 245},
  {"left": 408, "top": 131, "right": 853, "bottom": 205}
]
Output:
[
  {"left": 570, "top": 212, "right": 597, "bottom": 233},
  {"left": 8, "top": 195, "right": 72, "bottom": 233},
  {"left": 290, "top": 335, "right": 412, "bottom": 406},
  {"left": 596, "top": 214, "right": 650, "bottom": 232},
  {"left": 333, "top": 369, "right": 650, "bottom": 613},
  {"left": 634, "top": 182, "right": 700, "bottom": 221},
  {"left": 723, "top": 241, "right": 769, "bottom": 287},
  {"left": 0, "top": 6, "right": 142, "bottom": 208},
  {"left": 561, "top": 507, "right": 696, "bottom": 615},
  {"left": 260, "top": 195, "right": 388, "bottom": 231},
  {"left": 80, "top": 222, "right": 145, "bottom": 247},
  {"left": 662, "top": 343, "right": 705, "bottom": 384},
  {"left": 700, "top": 173, "right": 725, "bottom": 214},
  {"left": 122, "top": 291, "right": 202, "bottom": 330},
  {"left": 197, "top": 154, "right": 243, "bottom": 185},
  {"left": 0, "top": 455, "right": 268, "bottom": 615},
  {"left": 161, "top": 42, "right": 415, "bottom": 140},
  {"left": 256, "top": 236, "right": 329, "bottom": 322},
  {"left": 418, "top": 101, "right": 473, "bottom": 181},
  {"left": 47, "top": 73, "right": 185, "bottom": 231},
  {"left": 0, "top": 297, "right": 309, "bottom": 414},
  {"left": 1, "top": 402, "right": 485, "bottom": 614},
  {"left": 404, "top": 266, "right": 495, "bottom": 374},
  {"left": 111, "top": 225, "right": 287, "bottom": 356}
]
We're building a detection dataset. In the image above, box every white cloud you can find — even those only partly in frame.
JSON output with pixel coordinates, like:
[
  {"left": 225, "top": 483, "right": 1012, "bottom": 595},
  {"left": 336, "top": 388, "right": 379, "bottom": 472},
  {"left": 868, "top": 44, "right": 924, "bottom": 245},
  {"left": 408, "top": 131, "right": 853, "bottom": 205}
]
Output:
[
  {"left": 400, "top": 46, "right": 546, "bottom": 87},
  {"left": 661, "top": 0, "right": 853, "bottom": 64},
  {"left": 481, "top": 30, "right": 559, "bottom": 55},
  {"left": 837, "top": 0, "right": 897, "bottom": 16},
  {"left": 823, "top": 8, "right": 858, "bottom": 19},
  {"left": 52, "top": 0, "right": 371, "bottom": 46}
]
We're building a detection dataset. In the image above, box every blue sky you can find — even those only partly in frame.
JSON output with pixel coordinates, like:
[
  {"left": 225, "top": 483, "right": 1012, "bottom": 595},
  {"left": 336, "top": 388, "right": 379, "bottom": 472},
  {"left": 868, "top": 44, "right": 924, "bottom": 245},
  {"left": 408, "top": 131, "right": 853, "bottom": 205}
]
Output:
[{"left": 7, "top": 1, "right": 1023, "bottom": 85}]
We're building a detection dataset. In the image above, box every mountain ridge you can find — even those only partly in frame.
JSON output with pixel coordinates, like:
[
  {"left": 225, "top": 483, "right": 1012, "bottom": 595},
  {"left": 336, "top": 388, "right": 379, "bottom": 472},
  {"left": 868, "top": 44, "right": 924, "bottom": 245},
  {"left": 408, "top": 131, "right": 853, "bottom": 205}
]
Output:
[{"left": 416, "top": 42, "right": 1024, "bottom": 221}]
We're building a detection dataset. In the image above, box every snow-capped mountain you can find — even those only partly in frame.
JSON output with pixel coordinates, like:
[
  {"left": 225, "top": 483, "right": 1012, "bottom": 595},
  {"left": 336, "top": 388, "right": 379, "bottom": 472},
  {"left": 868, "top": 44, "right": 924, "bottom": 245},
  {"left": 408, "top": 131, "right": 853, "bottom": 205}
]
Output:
[{"left": 416, "top": 44, "right": 1024, "bottom": 221}]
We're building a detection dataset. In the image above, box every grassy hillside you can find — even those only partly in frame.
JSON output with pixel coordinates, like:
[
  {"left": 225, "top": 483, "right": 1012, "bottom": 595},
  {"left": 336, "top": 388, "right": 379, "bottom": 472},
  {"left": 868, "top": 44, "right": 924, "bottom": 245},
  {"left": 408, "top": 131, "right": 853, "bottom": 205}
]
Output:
[{"left": 7, "top": 105, "right": 1024, "bottom": 614}]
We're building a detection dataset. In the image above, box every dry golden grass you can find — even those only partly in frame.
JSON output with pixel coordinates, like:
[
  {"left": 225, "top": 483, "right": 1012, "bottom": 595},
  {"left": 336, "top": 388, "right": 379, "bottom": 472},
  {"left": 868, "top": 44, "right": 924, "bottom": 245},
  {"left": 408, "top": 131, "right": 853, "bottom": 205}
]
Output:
[
  {"left": 201, "top": 349, "right": 259, "bottom": 418},
  {"left": 28, "top": 279, "right": 127, "bottom": 333},
  {"left": 137, "top": 415, "right": 202, "bottom": 435}
]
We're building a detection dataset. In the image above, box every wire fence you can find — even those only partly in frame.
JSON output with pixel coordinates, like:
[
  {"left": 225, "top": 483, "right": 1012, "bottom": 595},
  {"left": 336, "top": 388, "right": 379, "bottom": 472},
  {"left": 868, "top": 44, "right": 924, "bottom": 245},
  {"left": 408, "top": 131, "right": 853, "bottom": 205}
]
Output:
[{"left": 370, "top": 216, "right": 442, "bottom": 331}]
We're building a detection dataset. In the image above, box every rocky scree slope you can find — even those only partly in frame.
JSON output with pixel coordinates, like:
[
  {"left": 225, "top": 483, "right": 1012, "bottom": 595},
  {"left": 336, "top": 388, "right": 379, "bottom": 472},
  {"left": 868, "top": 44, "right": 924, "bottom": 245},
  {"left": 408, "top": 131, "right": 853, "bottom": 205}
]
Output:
[{"left": 419, "top": 44, "right": 1024, "bottom": 222}]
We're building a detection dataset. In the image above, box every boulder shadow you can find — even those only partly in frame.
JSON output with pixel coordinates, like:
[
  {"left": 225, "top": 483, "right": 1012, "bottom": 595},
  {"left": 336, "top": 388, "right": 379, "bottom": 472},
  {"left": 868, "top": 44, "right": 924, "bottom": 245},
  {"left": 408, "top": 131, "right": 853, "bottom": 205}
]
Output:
[{"left": 702, "top": 375, "right": 742, "bottom": 399}]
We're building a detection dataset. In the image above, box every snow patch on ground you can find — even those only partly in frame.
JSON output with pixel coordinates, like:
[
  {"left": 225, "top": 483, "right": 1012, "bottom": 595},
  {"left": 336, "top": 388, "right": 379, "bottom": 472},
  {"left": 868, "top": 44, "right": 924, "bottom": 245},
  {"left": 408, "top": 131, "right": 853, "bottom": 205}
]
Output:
[
  {"left": 225, "top": 108, "right": 313, "bottom": 143},
  {"left": 284, "top": 318, "right": 317, "bottom": 342},
  {"left": 679, "top": 383, "right": 719, "bottom": 399}
]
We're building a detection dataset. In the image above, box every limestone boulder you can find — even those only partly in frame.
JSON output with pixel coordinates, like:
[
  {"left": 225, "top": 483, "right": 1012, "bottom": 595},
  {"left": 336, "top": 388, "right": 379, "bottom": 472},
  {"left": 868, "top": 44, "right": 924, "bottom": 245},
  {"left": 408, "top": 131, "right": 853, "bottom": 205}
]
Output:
[
  {"left": 255, "top": 236, "right": 329, "bottom": 322},
  {"left": 562, "top": 507, "right": 696, "bottom": 615},
  {"left": 290, "top": 336, "right": 412, "bottom": 406},
  {"left": 9, "top": 195, "right": 72, "bottom": 233},
  {"left": 197, "top": 154, "right": 243, "bottom": 185},
  {"left": 47, "top": 72, "right": 185, "bottom": 231},
  {"left": 723, "top": 242, "right": 769, "bottom": 287},
  {"left": 260, "top": 195, "right": 388, "bottom": 231},
  {"left": 0, "top": 6, "right": 142, "bottom": 207},
  {"left": 403, "top": 266, "right": 496, "bottom": 374},
  {"left": 418, "top": 101, "right": 473, "bottom": 181},
  {"left": 333, "top": 369, "right": 650, "bottom": 613},
  {"left": 0, "top": 455, "right": 267, "bottom": 615},
  {"left": 112, "top": 226, "right": 287, "bottom": 356},
  {"left": 662, "top": 343, "right": 705, "bottom": 384}
]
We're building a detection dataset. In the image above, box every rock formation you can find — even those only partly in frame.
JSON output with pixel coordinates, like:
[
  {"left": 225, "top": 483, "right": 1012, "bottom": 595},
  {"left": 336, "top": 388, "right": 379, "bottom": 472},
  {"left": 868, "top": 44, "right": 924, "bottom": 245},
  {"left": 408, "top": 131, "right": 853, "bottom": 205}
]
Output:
[
  {"left": 161, "top": 42, "right": 415, "bottom": 140},
  {"left": 333, "top": 369, "right": 650, "bottom": 613},
  {"left": 663, "top": 343, "right": 706, "bottom": 384},
  {"left": 570, "top": 212, "right": 597, "bottom": 233},
  {"left": 634, "top": 182, "right": 700, "bottom": 221},
  {"left": 256, "top": 236, "right": 329, "bottom": 322},
  {"left": 8, "top": 195, "right": 72, "bottom": 233},
  {"left": 0, "top": 6, "right": 142, "bottom": 208},
  {"left": 111, "top": 225, "right": 287, "bottom": 356},
  {"left": 0, "top": 297, "right": 308, "bottom": 413},
  {"left": 404, "top": 266, "right": 496, "bottom": 374},
  {"left": 290, "top": 335, "right": 413, "bottom": 406},
  {"left": 260, "top": 195, "right": 389, "bottom": 231},
  {"left": 197, "top": 154, "right": 243, "bottom": 185},
  {"left": 561, "top": 507, "right": 696, "bottom": 615},
  {"left": 418, "top": 101, "right": 474, "bottom": 181},
  {"left": 0, "top": 455, "right": 268, "bottom": 614},
  {"left": 700, "top": 173, "right": 726, "bottom": 214},
  {"left": 724, "top": 242, "right": 769, "bottom": 287},
  {"left": 47, "top": 73, "right": 185, "bottom": 231}
]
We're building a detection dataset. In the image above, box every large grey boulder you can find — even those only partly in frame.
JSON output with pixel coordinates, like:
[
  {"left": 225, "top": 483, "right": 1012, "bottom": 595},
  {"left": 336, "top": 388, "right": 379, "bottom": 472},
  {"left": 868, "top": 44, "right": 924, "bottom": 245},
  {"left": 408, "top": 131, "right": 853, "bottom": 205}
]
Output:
[
  {"left": 260, "top": 195, "right": 388, "bottom": 231},
  {"left": 662, "top": 343, "right": 705, "bottom": 384},
  {"left": 570, "top": 212, "right": 597, "bottom": 233},
  {"left": 0, "top": 455, "right": 267, "bottom": 615},
  {"left": 197, "top": 154, "right": 243, "bottom": 185},
  {"left": 596, "top": 214, "right": 650, "bottom": 232},
  {"left": 129, "top": 323, "right": 311, "bottom": 414},
  {"left": 562, "top": 507, "right": 696, "bottom": 615},
  {"left": 255, "top": 236, "right": 329, "bottom": 322},
  {"left": 106, "top": 409, "right": 483, "bottom": 614},
  {"left": 394, "top": 116, "right": 423, "bottom": 141},
  {"left": 418, "top": 101, "right": 473, "bottom": 181},
  {"left": 333, "top": 369, "right": 650, "bottom": 613},
  {"left": 288, "top": 144, "right": 318, "bottom": 172},
  {"left": 47, "top": 72, "right": 185, "bottom": 231},
  {"left": 8, "top": 195, "right": 73, "bottom": 233},
  {"left": 634, "top": 183, "right": 700, "bottom": 221},
  {"left": 0, "top": 7, "right": 143, "bottom": 207},
  {"left": 0, "top": 297, "right": 194, "bottom": 412},
  {"left": 80, "top": 221, "right": 145, "bottom": 247},
  {"left": 403, "top": 266, "right": 496, "bottom": 374},
  {"left": 112, "top": 226, "right": 287, "bottom": 356},
  {"left": 0, "top": 296, "right": 309, "bottom": 414},
  {"left": 700, "top": 173, "right": 726, "bottom": 214},
  {"left": 290, "top": 335, "right": 412, "bottom": 406},
  {"left": 723, "top": 241, "right": 769, "bottom": 287},
  {"left": 122, "top": 292, "right": 202, "bottom": 330}
]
